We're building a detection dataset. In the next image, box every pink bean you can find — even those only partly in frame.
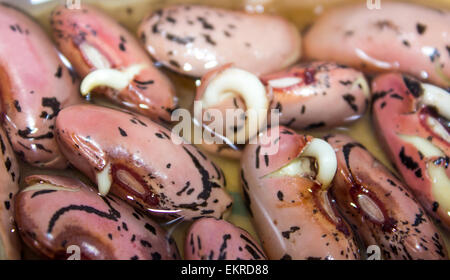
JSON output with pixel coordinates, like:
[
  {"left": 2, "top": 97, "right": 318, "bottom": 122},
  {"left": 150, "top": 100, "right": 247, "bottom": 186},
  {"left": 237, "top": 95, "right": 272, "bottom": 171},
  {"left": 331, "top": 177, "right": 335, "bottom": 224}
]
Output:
[
  {"left": 55, "top": 104, "right": 232, "bottom": 221},
  {"left": 0, "top": 127, "right": 20, "bottom": 259},
  {"left": 0, "top": 3, "right": 80, "bottom": 169},
  {"left": 14, "top": 175, "right": 180, "bottom": 260}
]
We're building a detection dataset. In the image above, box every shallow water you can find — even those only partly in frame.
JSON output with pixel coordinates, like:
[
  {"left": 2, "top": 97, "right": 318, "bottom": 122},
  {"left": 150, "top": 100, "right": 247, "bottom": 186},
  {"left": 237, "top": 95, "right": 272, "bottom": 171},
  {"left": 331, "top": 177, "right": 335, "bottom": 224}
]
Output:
[{"left": 11, "top": 0, "right": 450, "bottom": 259}]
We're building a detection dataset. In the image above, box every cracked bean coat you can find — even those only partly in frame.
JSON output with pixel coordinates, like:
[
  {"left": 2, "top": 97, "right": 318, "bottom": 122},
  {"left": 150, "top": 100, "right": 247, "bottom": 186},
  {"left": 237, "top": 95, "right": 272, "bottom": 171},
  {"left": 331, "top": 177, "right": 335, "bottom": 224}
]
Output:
[
  {"left": 241, "top": 126, "right": 360, "bottom": 260},
  {"left": 372, "top": 73, "right": 450, "bottom": 230},
  {"left": 55, "top": 105, "right": 232, "bottom": 221},
  {"left": 326, "top": 134, "right": 447, "bottom": 260},
  {"left": 51, "top": 4, "right": 176, "bottom": 122}
]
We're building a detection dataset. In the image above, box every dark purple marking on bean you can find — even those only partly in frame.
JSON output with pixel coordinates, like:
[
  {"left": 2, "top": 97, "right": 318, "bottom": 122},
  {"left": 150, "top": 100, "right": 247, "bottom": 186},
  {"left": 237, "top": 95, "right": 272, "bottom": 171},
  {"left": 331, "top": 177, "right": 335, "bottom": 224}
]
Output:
[
  {"left": 412, "top": 210, "right": 426, "bottom": 227},
  {"left": 197, "top": 16, "right": 214, "bottom": 30},
  {"left": 176, "top": 181, "right": 191, "bottom": 196},
  {"left": 399, "top": 147, "right": 422, "bottom": 178},
  {"left": 416, "top": 23, "right": 427, "bottom": 35},
  {"left": 54, "top": 66, "right": 63, "bottom": 78},
  {"left": 203, "top": 34, "right": 216, "bottom": 46},
  {"left": 277, "top": 191, "right": 284, "bottom": 201},
  {"left": 35, "top": 144, "right": 52, "bottom": 153},
  {"left": 403, "top": 76, "right": 422, "bottom": 98},
  {"left": 281, "top": 226, "right": 300, "bottom": 239},
  {"left": 166, "top": 33, "right": 194, "bottom": 45},
  {"left": 169, "top": 60, "right": 180, "bottom": 68},
  {"left": 18, "top": 128, "right": 54, "bottom": 140},
  {"left": 166, "top": 16, "right": 176, "bottom": 24},
  {"left": 151, "top": 252, "right": 161, "bottom": 260},
  {"left": 134, "top": 79, "right": 154, "bottom": 85},
  {"left": 118, "top": 127, "right": 127, "bottom": 137},
  {"left": 432, "top": 202, "right": 439, "bottom": 212},
  {"left": 285, "top": 118, "right": 296, "bottom": 127},
  {"left": 339, "top": 80, "right": 352, "bottom": 86},
  {"left": 255, "top": 145, "right": 261, "bottom": 169},
  {"left": 390, "top": 93, "right": 404, "bottom": 100},
  {"left": 182, "top": 147, "right": 220, "bottom": 201},
  {"left": 304, "top": 122, "right": 325, "bottom": 130},
  {"left": 47, "top": 204, "right": 119, "bottom": 233},
  {"left": 342, "top": 94, "right": 358, "bottom": 112},
  {"left": 140, "top": 239, "right": 151, "bottom": 247},
  {"left": 14, "top": 100, "right": 21, "bottom": 112},
  {"left": 218, "top": 234, "right": 231, "bottom": 260},
  {"left": 0, "top": 135, "right": 5, "bottom": 155},
  {"left": 144, "top": 223, "right": 156, "bottom": 235}
]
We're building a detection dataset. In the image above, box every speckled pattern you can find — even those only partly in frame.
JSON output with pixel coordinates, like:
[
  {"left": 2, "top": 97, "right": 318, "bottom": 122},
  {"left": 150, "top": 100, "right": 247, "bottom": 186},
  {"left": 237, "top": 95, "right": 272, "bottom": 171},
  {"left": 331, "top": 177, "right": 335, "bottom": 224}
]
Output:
[
  {"left": 50, "top": 4, "right": 176, "bottom": 122},
  {"left": 372, "top": 73, "right": 450, "bottom": 230},
  {"left": 138, "top": 4, "right": 301, "bottom": 77},
  {"left": 15, "top": 175, "right": 180, "bottom": 260},
  {"left": 326, "top": 134, "right": 448, "bottom": 260},
  {"left": 0, "top": 3, "right": 81, "bottom": 169},
  {"left": 55, "top": 105, "right": 233, "bottom": 221}
]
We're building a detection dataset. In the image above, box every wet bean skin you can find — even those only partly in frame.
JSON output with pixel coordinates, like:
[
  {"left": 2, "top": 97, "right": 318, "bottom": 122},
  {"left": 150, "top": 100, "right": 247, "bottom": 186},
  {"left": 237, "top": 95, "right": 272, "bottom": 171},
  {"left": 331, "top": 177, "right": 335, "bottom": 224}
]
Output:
[
  {"left": 304, "top": 2, "right": 450, "bottom": 87},
  {"left": 55, "top": 105, "right": 233, "bottom": 221},
  {"left": 241, "top": 126, "right": 360, "bottom": 260},
  {"left": 15, "top": 175, "right": 180, "bottom": 260},
  {"left": 0, "top": 127, "right": 20, "bottom": 260},
  {"left": 139, "top": 4, "right": 301, "bottom": 77},
  {"left": 0, "top": 3, "right": 81, "bottom": 169},
  {"left": 185, "top": 217, "right": 267, "bottom": 260},
  {"left": 326, "top": 134, "right": 448, "bottom": 260},
  {"left": 51, "top": 4, "right": 177, "bottom": 122}
]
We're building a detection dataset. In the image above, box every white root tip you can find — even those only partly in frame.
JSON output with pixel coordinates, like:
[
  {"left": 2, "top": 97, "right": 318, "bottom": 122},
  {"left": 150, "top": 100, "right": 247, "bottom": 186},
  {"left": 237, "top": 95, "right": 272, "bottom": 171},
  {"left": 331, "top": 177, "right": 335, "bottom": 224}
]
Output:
[
  {"left": 421, "top": 83, "right": 450, "bottom": 120},
  {"left": 300, "top": 138, "right": 337, "bottom": 189},
  {"left": 201, "top": 67, "right": 268, "bottom": 143},
  {"left": 97, "top": 163, "right": 112, "bottom": 196},
  {"left": 80, "top": 64, "right": 147, "bottom": 96}
]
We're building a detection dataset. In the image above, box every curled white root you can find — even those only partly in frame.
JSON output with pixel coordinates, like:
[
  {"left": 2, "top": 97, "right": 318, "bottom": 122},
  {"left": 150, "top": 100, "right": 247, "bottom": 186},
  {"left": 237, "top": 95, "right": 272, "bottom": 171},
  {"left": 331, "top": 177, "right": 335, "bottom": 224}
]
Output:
[
  {"left": 421, "top": 83, "right": 450, "bottom": 120},
  {"left": 80, "top": 64, "right": 147, "bottom": 96},
  {"left": 264, "top": 157, "right": 315, "bottom": 179},
  {"left": 300, "top": 138, "right": 337, "bottom": 189},
  {"left": 265, "top": 138, "right": 337, "bottom": 189},
  {"left": 199, "top": 67, "right": 268, "bottom": 143},
  {"left": 96, "top": 163, "right": 112, "bottom": 196}
]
